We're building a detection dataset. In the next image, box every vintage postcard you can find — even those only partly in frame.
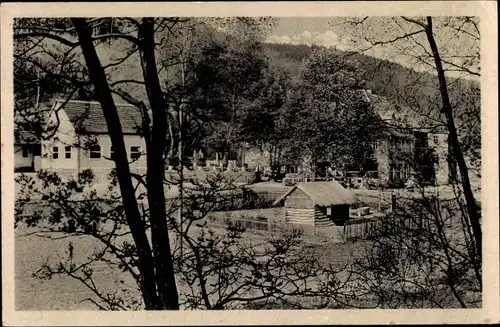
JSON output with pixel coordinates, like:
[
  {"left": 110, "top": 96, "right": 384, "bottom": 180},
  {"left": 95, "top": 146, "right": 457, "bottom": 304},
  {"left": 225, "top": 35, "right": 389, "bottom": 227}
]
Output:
[{"left": 1, "top": 1, "right": 498, "bottom": 326}]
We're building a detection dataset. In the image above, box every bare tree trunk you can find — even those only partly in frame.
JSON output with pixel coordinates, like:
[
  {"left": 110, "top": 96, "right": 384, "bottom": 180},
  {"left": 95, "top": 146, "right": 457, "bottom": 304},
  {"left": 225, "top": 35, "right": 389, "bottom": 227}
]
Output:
[
  {"left": 425, "top": 17, "right": 482, "bottom": 259},
  {"left": 178, "top": 52, "right": 186, "bottom": 257},
  {"left": 139, "top": 18, "right": 179, "bottom": 310},
  {"left": 71, "top": 18, "right": 160, "bottom": 310}
]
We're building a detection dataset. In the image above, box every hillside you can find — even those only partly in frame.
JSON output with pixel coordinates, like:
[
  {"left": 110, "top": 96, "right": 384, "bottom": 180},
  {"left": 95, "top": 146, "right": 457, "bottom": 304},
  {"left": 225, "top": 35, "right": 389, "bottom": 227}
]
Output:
[
  {"left": 263, "top": 42, "right": 479, "bottom": 109},
  {"left": 262, "top": 42, "right": 481, "bottom": 162}
]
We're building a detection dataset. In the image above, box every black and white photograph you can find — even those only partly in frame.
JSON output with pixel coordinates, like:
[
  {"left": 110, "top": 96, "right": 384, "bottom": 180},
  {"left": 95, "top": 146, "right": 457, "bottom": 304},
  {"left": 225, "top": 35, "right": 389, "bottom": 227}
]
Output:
[{"left": 1, "top": 1, "right": 498, "bottom": 325}]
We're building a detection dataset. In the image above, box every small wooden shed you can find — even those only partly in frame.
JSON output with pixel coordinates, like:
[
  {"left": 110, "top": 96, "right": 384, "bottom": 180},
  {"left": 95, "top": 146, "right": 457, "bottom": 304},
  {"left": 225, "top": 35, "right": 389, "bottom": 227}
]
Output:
[{"left": 273, "top": 181, "right": 355, "bottom": 226}]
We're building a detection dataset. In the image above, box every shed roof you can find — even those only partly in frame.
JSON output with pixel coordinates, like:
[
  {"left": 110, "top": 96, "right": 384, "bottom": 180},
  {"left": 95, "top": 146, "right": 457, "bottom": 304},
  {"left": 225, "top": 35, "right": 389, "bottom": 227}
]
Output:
[
  {"left": 55, "top": 99, "right": 143, "bottom": 135},
  {"left": 273, "top": 181, "right": 355, "bottom": 207}
]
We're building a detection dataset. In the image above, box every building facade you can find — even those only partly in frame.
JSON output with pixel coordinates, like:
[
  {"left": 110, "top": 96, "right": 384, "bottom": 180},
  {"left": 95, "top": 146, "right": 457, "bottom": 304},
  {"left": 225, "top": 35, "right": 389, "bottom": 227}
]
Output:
[
  {"left": 240, "top": 90, "right": 451, "bottom": 187},
  {"left": 15, "top": 100, "right": 147, "bottom": 180}
]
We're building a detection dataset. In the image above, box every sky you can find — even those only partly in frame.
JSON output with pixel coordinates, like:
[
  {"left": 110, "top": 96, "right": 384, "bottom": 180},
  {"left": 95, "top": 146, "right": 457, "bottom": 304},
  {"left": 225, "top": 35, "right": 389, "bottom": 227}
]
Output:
[
  {"left": 264, "top": 17, "right": 480, "bottom": 80},
  {"left": 267, "top": 18, "right": 358, "bottom": 50}
]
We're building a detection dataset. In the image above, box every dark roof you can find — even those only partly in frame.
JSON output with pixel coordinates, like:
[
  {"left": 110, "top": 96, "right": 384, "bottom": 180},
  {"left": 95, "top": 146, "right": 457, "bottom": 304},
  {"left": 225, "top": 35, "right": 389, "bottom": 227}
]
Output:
[
  {"left": 273, "top": 181, "right": 355, "bottom": 206},
  {"left": 56, "top": 99, "right": 143, "bottom": 135},
  {"left": 359, "top": 90, "right": 448, "bottom": 135},
  {"left": 14, "top": 129, "right": 39, "bottom": 144}
]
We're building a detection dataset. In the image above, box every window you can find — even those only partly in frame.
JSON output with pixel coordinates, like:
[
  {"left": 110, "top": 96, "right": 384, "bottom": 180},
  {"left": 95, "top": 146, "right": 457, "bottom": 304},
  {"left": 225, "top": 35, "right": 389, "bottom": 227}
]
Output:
[
  {"left": 326, "top": 207, "right": 332, "bottom": 216},
  {"left": 392, "top": 164, "right": 402, "bottom": 180},
  {"left": 110, "top": 146, "right": 115, "bottom": 160},
  {"left": 89, "top": 145, "right": 101, "bottom": 159},
  {"left": 130, "top": 146, "right": 141, "bottom": 159},
  {"left": 22, "top": 146, "right": 29, "bottom": 158},
  {"left": 403, "top": 163, "right": 409, "bottom": 179},
  {"left": 52, "top": 146, "right": 59, "bottom": 159},
  {"left": 65, "top": 146, "right": 72, "bottom": 159},
  {"left": 433, "top": 135, "right": 439, "bottom": 144},
  {"left": 33, "top": 144, "right": 41, "bottom": 156}
]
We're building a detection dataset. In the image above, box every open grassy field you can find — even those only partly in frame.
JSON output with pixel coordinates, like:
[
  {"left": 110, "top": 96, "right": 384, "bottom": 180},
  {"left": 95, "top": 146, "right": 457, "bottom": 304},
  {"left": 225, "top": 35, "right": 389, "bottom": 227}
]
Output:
[
  {"left": 14, "top": 177, "right": 478, "bottom": 310},
  {"left": 15, "top": 226, "right": 139, "bottom": 310},
  {"left": 14, "top": 223, "right": 369, "bottom": 310}
]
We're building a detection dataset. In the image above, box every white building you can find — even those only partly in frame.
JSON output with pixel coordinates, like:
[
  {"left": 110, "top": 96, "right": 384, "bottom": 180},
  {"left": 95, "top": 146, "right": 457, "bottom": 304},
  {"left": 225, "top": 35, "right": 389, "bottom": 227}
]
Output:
[{"left": 15, "top": 99, "right": 147, "bottom": 180}]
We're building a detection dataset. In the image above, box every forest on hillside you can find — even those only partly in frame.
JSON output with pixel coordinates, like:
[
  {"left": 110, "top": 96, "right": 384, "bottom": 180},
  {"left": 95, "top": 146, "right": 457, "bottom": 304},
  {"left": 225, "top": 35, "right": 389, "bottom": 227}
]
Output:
[{"left": 263, "top": 42, "right": 481, "bottom": 169}]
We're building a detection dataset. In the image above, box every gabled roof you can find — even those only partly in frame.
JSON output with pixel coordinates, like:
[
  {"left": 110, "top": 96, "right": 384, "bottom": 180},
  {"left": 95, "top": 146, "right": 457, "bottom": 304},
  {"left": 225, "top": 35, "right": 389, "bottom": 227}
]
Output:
[
  {"left": 55, "top": 99, "right": 143, "bottom": 135},
  {"left": 273, "top": 181, "right": 355, "bottom": 207}
]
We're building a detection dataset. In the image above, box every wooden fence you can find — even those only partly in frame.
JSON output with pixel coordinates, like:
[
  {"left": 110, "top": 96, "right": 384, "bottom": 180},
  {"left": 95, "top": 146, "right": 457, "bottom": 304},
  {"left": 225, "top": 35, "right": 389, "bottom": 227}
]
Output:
[
  {"left": 204, "top": 213, "right": 410, "bottom": 243},
  {"left": 205, "top": 210, "right": 417, "bottom": 243}
]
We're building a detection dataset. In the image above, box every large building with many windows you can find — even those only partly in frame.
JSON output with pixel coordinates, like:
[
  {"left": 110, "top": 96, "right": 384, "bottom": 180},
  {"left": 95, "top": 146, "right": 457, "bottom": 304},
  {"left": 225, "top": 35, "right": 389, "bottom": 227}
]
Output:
[
  {"left": 240, "top": 90, "right": 451, "bottom": 186},
  {"left": 363, "top": 90, "right": 450, "bottom": 186}
]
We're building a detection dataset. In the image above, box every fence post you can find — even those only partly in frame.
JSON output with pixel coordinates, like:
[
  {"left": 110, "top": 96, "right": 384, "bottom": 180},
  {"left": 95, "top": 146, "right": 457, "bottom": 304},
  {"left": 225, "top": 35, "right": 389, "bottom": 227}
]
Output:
[{"left": 379, "top": 190, "right": 382, "bottom": 212}]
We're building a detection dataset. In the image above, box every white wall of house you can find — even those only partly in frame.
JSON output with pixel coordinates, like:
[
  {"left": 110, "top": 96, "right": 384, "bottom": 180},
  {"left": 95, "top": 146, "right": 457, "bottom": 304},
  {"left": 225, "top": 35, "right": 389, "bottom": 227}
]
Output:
[
  {"left": 14, "top": 145, "right": 33, "bottom": 169},
  {"left": 40, "top": 105, "right": 79, "bottom": 171},
  {"left": 40, "top": 106, "right": 147, "bottom": 180},
  {"left": 375, "top": 139, "right": 390, "bottom": 182},
  {"left": 428, "top": 133, "right": 449, "bottom": 185},
  {"left": 78, "top": 134, "right": 147, "bottom": 172}
]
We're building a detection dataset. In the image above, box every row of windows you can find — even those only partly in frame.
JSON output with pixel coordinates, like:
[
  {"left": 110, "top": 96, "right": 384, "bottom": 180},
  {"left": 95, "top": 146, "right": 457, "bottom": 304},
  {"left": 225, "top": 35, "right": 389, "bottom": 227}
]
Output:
[
  {"left": 390, "top": 162, "right": 412, "bottom": 180},
  {"left": 50, "top": 145, "right": 142, "bottom": 160},
  {"left": 390, "top": 139, "right": 414, "bottom": 152},
  {"left": 372, "top": 139, "right": 415, "bottom": 152},
  {"left": 51, "top": 146, "right": 72, "bottom": 159},
  {"left": 373, "top": 136, "right": 439, "bottom": 151}
]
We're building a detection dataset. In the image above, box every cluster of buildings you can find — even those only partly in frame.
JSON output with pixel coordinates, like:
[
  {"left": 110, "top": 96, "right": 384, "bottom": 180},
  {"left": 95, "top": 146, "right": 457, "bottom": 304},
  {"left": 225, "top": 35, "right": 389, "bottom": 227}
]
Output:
[
  {"left": 241, "top": 90, "right": 451, "bottom": 187},
  {"left": 14, "top": 90, "right": 451, "bottom": 187}
]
